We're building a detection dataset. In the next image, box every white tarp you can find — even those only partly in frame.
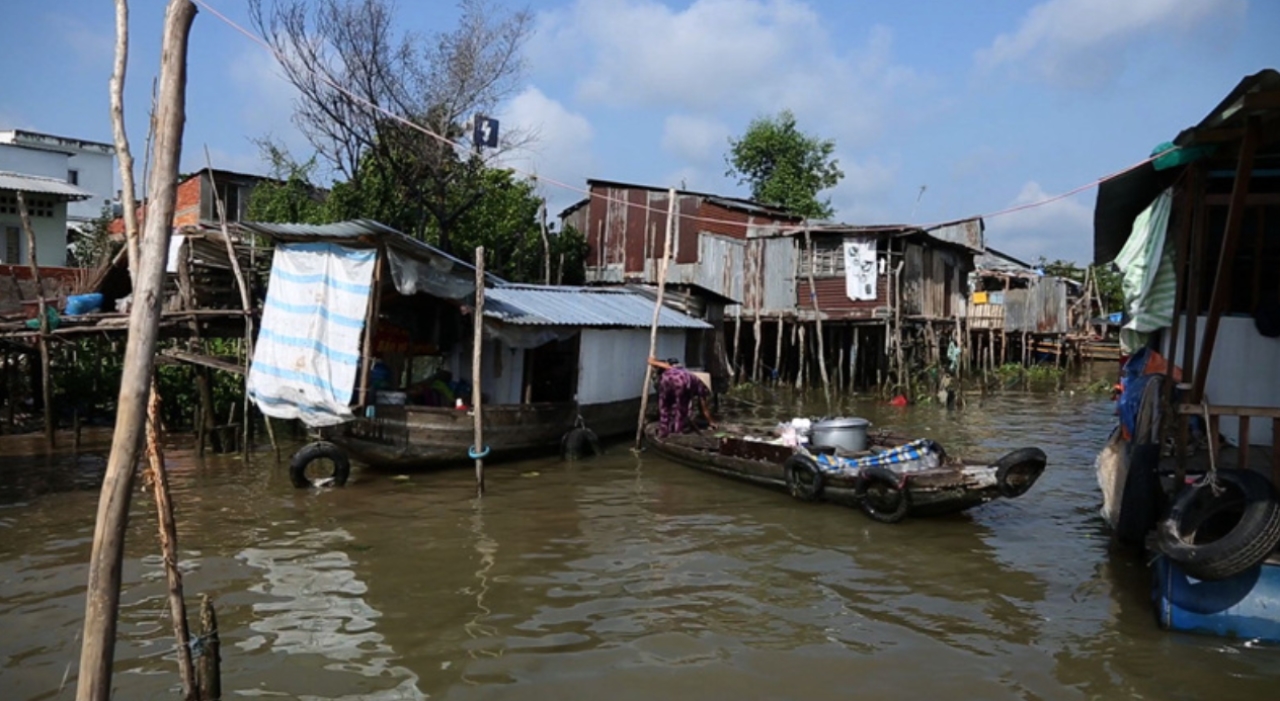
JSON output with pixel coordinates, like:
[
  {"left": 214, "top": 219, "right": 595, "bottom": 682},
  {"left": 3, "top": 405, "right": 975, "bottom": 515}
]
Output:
[
  {"left": 843, "top": 236, "right": 878, "bottom": 301},
  {"left": 247, "top": 242, "right": 376, "bottom": 427}
]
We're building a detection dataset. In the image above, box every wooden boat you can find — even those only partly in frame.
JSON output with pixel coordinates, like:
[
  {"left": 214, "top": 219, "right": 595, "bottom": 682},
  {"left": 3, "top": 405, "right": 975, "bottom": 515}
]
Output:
[
  {"left": 643, "top": 422, "right": 1048, "bottom": 523},
  {"left": 322, "top": 398, "right": 637, "bottom": 469}
]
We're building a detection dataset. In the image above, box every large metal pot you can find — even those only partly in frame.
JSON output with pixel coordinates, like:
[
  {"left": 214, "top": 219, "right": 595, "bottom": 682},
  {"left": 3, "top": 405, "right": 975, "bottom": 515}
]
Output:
[{"left": 811, "top": 417, "right": 871, "bottom": 453}]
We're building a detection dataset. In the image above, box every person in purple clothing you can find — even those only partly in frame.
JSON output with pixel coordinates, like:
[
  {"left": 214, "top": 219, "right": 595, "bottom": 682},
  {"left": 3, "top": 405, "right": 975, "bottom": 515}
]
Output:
[{"left": 648, "top": 357, "right": 715, "bottom": 438}]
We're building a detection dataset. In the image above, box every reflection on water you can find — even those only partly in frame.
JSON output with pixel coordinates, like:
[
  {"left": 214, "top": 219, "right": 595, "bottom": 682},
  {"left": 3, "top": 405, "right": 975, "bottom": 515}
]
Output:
[{"left": 2, "top": 390, "right": 1280, "bottom": 700}]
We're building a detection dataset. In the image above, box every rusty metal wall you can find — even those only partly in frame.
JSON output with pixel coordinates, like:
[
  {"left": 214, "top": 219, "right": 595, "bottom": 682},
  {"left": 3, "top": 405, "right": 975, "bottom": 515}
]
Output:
[{"left": 1003, "top": 278, "right": 1068, "bottom": 333}]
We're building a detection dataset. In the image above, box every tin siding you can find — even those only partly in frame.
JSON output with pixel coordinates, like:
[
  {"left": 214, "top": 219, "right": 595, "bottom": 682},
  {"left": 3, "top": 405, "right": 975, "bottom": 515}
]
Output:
[
  {"left": 761, "top": 237, "right": 797, "bottom": 314},
  {"left": 796, "top": 276, "right": 889, "bottom": 320},
  {"left": 577, "top": 328, "right": 685, "bottom": 405}
]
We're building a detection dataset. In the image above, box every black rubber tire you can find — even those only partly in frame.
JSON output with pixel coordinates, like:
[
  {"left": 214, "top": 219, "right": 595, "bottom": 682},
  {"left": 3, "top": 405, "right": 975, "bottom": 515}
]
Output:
[
  {"left": 856, "top": 467, "right": 911, "bottom": 524},
  {"left": 784, "top": 454, "right": 825, "bottom": 502},
  {"left": 561, "top": 427, "right": 602, "bottom": 460},
  {"left": 994, "top": 447, "right": 1048, "bottom": 499},
  {"left": 289, "top": 441, "right": 351, "bottom": 488},
  {"left": 1157, "top": 469, "right": 1280, "bottom": 581},
  {"left": 1115, "top": 442, "right": 1161, "bottom": 547}
]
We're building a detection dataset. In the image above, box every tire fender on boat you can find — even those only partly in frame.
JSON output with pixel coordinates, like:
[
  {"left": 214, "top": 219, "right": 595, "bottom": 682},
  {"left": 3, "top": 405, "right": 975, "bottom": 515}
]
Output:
[
  {"left": 561, "top": 427, "right": 602, "bottom": 461},
  {"left": 289, "top": 441, "right": 351, "bottom": 489},
  {"left": 783, "top": 454, "right": 825, "bottom": 502},
  {"left": 993, "top": 447, "right": 1048, "bottom": 498},
  {"left": 1157, "top": 468, "right": 1280, "bottom": 581},
  {"left": 855, "top": 466, "right": 911, "bottom": 524}
]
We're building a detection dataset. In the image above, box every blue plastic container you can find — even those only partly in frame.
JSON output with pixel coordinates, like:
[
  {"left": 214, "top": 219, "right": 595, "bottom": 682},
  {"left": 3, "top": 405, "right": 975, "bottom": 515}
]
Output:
[
  {"left": 65, "top": 293, "right": 104, "bottom": 316},
  {"left": 1153, "top": 554, "right": 1280, "bottom": 641}
]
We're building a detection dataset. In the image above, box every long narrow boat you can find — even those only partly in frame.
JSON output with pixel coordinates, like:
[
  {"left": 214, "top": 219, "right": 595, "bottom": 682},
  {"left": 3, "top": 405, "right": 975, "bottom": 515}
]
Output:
[{"left": 643, "top": 422, "right": 1048, "bottom": 523}]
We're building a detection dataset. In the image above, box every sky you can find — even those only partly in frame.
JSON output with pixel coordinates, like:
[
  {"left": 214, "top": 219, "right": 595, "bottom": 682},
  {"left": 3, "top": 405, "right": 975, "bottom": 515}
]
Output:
[{"left": 1, "top": 0, "right": 1276, "bottom": 264}]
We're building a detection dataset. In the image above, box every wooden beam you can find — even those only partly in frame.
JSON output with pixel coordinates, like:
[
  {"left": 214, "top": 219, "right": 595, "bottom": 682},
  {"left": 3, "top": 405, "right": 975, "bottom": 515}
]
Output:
[
  {"left": 1190, "top": 117, "right": 1261, "bottom": 403},
  {"left": 160, "top": 348, "right": 246, "bottom": 376},
  {"left": 1178, "top": 404, "right": 1280, "bottom": 419}
]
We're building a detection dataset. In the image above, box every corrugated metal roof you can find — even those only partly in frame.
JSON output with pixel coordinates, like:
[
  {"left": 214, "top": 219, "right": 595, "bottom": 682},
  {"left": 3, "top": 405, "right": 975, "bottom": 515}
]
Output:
[
  {"left": 484, "top": 284, "right": 710, "bottom": 329},
  {"left": 0, "top": 171, "right": 95, "bottom": 200},
  {"left": 240, "top": 219, "right": 505, "bottom": 283}
]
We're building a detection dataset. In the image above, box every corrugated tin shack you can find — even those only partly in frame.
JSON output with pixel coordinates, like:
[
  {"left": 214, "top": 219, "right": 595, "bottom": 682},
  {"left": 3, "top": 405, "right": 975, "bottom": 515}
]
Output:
[{"left": 968, "top": 247, "right": 1083, "bottom": 368}]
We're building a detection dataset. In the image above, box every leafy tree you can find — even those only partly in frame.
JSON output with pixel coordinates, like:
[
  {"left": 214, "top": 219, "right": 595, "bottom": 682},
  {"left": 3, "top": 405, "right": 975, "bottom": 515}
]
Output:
[
  {"left": 246, "top": 140, "right": 329, "bottom": 224},
  {"left": 250, "top": 0, "right": 532, "bottom": 251},
  {"left": 725, "top": 110, "right": 844, "bottom": 220},
  {"left": 68, "top": 204, "right": 121, "bottom": 268}
]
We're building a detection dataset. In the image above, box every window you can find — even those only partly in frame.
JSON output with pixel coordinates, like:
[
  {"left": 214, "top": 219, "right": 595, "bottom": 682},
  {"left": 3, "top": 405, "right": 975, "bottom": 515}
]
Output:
[
  {"left": 4, "top": 226, "right": 19, "bottom": 263},
  {"left": 0, "top": 195, "right": 54, "bottom": 217},
  {"left": 797, "top": 239, "right": 846, "bottom": 277},
  {"left": 67, "top": 169, "right": 79, "bottom": 185},
  {"left": 215, "top": 183, "right": 241, "bottom": 222}
]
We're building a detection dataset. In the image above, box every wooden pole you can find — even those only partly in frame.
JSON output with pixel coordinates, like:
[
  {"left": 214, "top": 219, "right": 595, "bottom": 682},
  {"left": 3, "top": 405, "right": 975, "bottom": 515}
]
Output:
[
  {"left": 539, "top": 199, "right": 551, "bottom": 286},
  {"left": 16, "top": 192, "right": 54, "bottom": 448},
  {"left": 196, "top": 595, "right": 221, "bottom": 701},
  {"left": 144, "top": 378, "right": 197, "bottom": 700},
  {"left": 803, "top": 230, "right": 832, "bottom": 405},
  {"left": 204, "top": 146, "right": 257, "bottom": 454},
  {"left": 796, "top": 323, "right": 807, "bottom": 390},
  {"left": 358, "top": 247, "right": 384, "bottom": 408},
  {"left": 472, "top": 247, "right": 487, "bottom": 495},
  {"left": 894, "top": 260, "right": 906, "bottom": 398},
  {"left": 635, "top": 188, "right": 676, "bottom": 449},
  {"left": 110, "top": 0, "right": 141, "bottom": 281},
  {"left": 774, "top": 319, "right": 784, "bottom": 385},
  {"left": 1191, "top": 120, "right": 1259, "bottom": 403},
  {"left": 77, "top": 3, "right": 196, "bottom": 699}
]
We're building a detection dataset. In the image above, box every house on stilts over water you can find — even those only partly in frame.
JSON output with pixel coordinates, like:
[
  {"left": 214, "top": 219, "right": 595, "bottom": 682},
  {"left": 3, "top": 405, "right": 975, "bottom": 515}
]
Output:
[{"left": 560, "top": 179, "right": 986, "bottom": 399}]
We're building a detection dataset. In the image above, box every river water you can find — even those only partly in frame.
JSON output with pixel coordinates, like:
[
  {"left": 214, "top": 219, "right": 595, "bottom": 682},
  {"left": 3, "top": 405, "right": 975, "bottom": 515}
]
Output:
[{"left": 2, "top": 391, "right": 1278, "bottom": 700}]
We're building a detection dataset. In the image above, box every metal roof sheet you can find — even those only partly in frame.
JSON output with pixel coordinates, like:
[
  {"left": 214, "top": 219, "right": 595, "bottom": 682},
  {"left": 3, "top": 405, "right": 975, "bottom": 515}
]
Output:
[
  {"left": 239, "top": 219, "right": 504, "bottom": 283},
  {"left": 0, "top": 171, "right": 95, "bottom": 200},
  {"left": 484, "top": 284, "right": 711, "bottom": 329}
]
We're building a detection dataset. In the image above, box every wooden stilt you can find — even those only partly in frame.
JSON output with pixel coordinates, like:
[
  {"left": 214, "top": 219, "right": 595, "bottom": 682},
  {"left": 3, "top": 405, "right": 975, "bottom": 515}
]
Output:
[
  {"left": 752, "top": 314, "right": 762, "bottom": 384},
  {"left": 803, "top": 230, "right": 832, "bottom": 405},
  {"left": 774, "top": 319, "right": 784, "bottom": 385},
  {"left": 16, "top": 192, "right": 54, "bottom": 449},
  {"left": 144, "top": 379, "right": 196, "bottom": 700},
  {"left": 196, "top": 595, "right": 220, "bottom": 701},
  {"left": 796, "top": 323, "right": 806, "bottom": 390}
]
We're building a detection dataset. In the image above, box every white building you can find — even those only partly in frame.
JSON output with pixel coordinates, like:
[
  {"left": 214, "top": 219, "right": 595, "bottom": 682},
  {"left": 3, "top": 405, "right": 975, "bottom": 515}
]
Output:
[{"left": 0, "top": 130, "right": 113, "bottom": 267}]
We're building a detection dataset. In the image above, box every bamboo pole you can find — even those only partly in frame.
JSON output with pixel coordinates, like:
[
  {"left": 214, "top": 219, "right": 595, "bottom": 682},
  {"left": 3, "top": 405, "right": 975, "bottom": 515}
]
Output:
[
  {"left": 635, "top": 188, "right": 676, "bottom": 449},
  {"left": 893, "top": 260, "right": 906, "bottom": 399},
  {"left": 774, "top": 319, "right": 784, "bottom": 386},
  {"left": 472, "top": 247, "right": 487, "bottom": 496},
  {"left": 144, "top": 378, "right": 196, "bottom": 700},
  {"left": 795, "top": 323, "right": 806, "bottom": 391},
  {"left": 77, "top": 3, "right": 196, "bottom": 699},
  {"left": 16, "top": 192, "right": 54, "bottom": 448},
  {"left": 358, "top": 248, "right": 384, "bottom": 408}
]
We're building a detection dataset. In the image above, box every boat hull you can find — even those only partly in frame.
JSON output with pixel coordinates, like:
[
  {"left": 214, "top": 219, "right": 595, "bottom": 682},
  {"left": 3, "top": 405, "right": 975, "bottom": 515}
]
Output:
[
  {"left": 328, "top": 397, "right": 639, "bottom": 469},
  {"left": 643, "top": 423, "right": 1042, "bottom": 518},
  {"left": 1154, "top": 555, "right": 1280, "bottom": 642}
]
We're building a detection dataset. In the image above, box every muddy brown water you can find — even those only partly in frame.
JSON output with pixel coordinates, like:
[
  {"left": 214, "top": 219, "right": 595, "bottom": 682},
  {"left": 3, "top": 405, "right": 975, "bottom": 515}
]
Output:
[{"left": 2, "top": 392, "right": 1278, "bottom": 700}]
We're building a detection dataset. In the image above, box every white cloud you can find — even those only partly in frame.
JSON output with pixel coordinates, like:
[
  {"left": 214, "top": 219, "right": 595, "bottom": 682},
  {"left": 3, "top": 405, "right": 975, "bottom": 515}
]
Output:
[
  {"left": 49, "top": 13, "right": 114, "bottom": 68},
  {"left": 975, "top": 0, "right": 1246, "bottom": 89},
  {"left": 497, "top": 86, "right": 596, "bottom": 216},
  {"left": 984, "top": 181, "right": 1094, "bottom": 263},
  {"left": 661, "top": 115, "right": 731, "bottom": 164},
  {"left": 533, "top": 0, "right": 924, "bottom": 147},
  {"left": 827, "top": 155, "right": 897, "bottom": 223}
]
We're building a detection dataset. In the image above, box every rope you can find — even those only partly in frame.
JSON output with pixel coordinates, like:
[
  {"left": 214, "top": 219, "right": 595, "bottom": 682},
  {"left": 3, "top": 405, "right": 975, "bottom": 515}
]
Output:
[{"left": 468, "top": 444, "right": 491, "bottom": 460}]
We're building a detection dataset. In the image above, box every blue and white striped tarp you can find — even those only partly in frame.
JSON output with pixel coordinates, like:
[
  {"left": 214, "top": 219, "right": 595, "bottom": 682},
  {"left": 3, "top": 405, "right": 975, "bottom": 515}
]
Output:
[
  {"left": 813, "top": 438, "right": 944, "bottom": 476},
  {"left": 248, "top": 242, "right": 376, "bottom": 427}
]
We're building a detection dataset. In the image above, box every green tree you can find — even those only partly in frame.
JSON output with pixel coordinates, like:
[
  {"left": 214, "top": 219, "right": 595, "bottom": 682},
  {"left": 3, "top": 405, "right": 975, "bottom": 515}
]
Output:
[
  {"left": 246, "top": 141, "right": 329, "bottom": 224},
  {"left": 725, "top": 110, "right": 844, "bottom": 220},
  {"left": 68, "top": 204, "right": 121, "bottom": 268}
]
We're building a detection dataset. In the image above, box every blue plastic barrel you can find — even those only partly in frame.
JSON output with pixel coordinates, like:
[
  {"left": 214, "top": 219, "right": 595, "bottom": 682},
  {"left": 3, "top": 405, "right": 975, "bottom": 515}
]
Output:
[{"left": 1153, "top": 554, "right": 1280, "bottom": 641}]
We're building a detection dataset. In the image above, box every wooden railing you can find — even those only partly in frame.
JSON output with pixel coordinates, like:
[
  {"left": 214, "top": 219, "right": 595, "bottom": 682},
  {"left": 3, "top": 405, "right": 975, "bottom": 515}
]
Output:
[{"left": 1177, "top": 403, "right": 1280, "bottom": 488}]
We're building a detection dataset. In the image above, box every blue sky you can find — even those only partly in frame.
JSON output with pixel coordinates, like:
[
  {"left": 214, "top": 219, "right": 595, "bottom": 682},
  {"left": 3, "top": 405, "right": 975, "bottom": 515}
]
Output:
[{"left": 1, "top": 0, "right": 1275, "bottom": 264}]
